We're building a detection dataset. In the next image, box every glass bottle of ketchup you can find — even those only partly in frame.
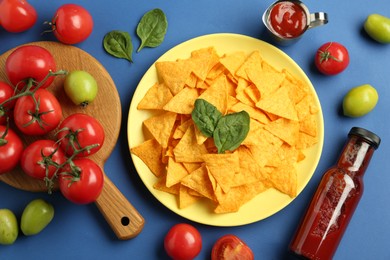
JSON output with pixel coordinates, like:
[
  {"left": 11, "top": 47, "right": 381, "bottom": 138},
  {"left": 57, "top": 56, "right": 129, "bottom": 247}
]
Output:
[{"left": 289, "top": 127, "right": 381, "bottom": 260}]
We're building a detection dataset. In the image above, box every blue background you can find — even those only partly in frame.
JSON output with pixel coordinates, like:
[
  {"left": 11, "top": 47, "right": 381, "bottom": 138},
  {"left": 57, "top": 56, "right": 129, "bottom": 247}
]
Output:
[{"left": 1, "top": 0, "right": 389, "bottom": 259}]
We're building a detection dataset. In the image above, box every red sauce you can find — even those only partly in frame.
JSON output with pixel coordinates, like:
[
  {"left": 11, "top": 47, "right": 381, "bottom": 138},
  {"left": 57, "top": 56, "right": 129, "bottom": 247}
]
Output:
[
  {"left": 289, "top": 129, "right": 379, "bottom": 259},
  {"left": 269, "top": 1, "right": 307, "bottom": 38},
  {"left": 289, "top": 168, "right": 363, "bottom": 259}
]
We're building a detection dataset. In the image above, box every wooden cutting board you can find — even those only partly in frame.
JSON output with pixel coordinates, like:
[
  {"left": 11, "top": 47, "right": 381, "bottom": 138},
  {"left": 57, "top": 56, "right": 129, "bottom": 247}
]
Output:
[{"left": 0, "top": 41, "right": 144, "bottom": 240}]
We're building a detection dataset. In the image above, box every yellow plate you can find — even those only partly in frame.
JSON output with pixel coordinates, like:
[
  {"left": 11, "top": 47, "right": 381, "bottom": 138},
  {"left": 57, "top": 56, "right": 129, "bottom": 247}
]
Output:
[{"left": 127, "top": 33, "right": 324, "bottom": 226}]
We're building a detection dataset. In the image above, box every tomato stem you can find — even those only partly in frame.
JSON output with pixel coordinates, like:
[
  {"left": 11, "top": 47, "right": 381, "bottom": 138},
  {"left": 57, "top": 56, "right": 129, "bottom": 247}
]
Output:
[
  {"left": 319, "top": 42, "right": 341, "bottom": 63},
  {"left": 0, "top": 118, "right": 11, "bottom": 146},
  {"left": 43, "top": 128, "right": 101, "bottom": 192},
  {"left": 0, "top": 70, "right": 68, "bottom": 107},
  {"left": 41, "top": 15, "right": 59, "bottom": 36}
]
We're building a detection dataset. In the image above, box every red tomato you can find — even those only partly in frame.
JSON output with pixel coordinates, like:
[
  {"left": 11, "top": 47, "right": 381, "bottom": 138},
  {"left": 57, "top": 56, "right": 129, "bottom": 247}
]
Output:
[
  {"left": 58, "top": 158, "right": 104, "bottom": 204},
  {"left": 57, "top": 113, "right": 104, "bottom": 157},
  {"left": 5, "top": 45, "right": 56, "bottom": 90},
  {"left": 0, "top": 125, "right": 23, "bottom": 174},
  {"left": 51, "top": 4, "right": 93, "bottom": 44},
  {"left": 20, "top": 139, "right": 66, "bottom": 180},
  {"left": 0, "top": 81, "right": 16, "bottom": 125},
  {"left": 13, "top": 89, "right": 63, "bottom": 136},
  {"left": 211, "top": 235, "right": 254, "bottom": 260},
  {"left": 164, "top": 223, "right": 202, "bottom": 260},
  {"left": 0, "top": 0, "right": 37, "bottom": 33},
  {"left": 314, "top": 42, "right": 350, "bottom": 75}
]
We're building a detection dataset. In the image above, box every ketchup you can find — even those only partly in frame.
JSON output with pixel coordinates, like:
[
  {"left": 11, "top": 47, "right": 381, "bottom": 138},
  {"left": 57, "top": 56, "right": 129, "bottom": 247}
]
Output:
[
  {"left": 269, "top": 1, "right": 307, "bottom": 38},
  {"left": 289, "top": 127, "right": 381, "bottom": 259}
]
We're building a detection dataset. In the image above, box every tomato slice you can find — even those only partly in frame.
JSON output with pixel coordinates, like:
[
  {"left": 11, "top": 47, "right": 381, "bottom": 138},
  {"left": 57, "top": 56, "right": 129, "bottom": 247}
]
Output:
[{"left": 211, "top": 235, "right": 254, "bottom": 260}]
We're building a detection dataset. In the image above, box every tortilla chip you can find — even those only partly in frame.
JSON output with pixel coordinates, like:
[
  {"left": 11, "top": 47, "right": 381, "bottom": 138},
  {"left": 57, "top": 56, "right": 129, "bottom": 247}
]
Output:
[
  {"left": 247, "top": 68, "right": 284, "bottom": 98},
  {"left": 220, "top": 51, "right": 247, "bottom": 77},
  {"left": 182, "top": 162, "right": 202, "bottom": 173},
  {"left": 156, "top": 59, "right": 193, "bottom": 95},
  {"left": 184, "top": 72, "right": 198, "bottom": 89},
  {"left": 154, "top": 175, "right": 180, "bottom": 195},
  {"left": 267, "top": 164, "right": 297, "bottom": 197},
  {"left": 243, "top": 126, "right": 284, "bottom": 167},
  {"left": 214, "top": 181, "right": 268, "bottom": 213},
  {"left": 264, "top": 118, "right": 300, "bottom": 146},
  {"left": 143, "top": 111, "right": 177, "bottom": 148},
  {"left": 235, "top": 50, "right": 263, "bottom": 81},
  {"left": 190, "top": 47, "right": 220, "bottom": 81},
  {"left": 130, "top": 138, "right": 165, "bottom": 177},
  {"left": 256, "top": 86, "right": 298, "bottom": 121},
  {"left": 295, "top": 93, "right": 319, "bottom": 120},
  {"left": 163, "top": 87, "right": 199, "bottom": 114},
  {"left": 202, "top": 152, "right": 240, "bottom": 193},
  {"left": 137, "top": 83, "right": 173, "bottom": 110},
  {"left": 181, "top": 165, "right": 215, "bottom": 201},
  {"left": 230, "top": 102, "right": 270, "bottom": 125},
  {"left": 234, "top": 146, "right": 269, "bottom": 185},
  {"left": 299, "top": 113, "right": 318, "bottom": 137},
  {"left": 267, "top": 143, "right": 300, "bottom": 167},
  {"left": 173, "top": 124, "right": 208, "bottom": 162},
  {"left": 179, "top": 185, "right": 200, "bottom": 209},
  {"left": 206, "top": 63, "right": 226, "bottom": 83},
  {"left": 235, "top": 78, "right": 253, "bottom": 106},
  {"left": 295, "top": 131, "right": 319, "bottom": 150},
  {"left": 198, "top": 74, "right": 228, "bottom": 114},
  {"left": 166, "top": 157, "right": 189, "bottom": 187},
  {"left": 172, "top": 118, "right": 193, "bottom": 139}
]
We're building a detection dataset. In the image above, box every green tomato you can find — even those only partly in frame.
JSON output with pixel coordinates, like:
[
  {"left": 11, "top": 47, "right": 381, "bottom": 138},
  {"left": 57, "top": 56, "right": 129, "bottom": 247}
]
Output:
[
  {"left": 343, "top": 84, "right": 378, "bottom": 117},
  {"left": 21, "top": 199, "right": 54, "bottom": 236},
  {"left": 0, "top": 209, "right": 18, "bottom": 245},
  {"left": 64, "top": 70, "right": 98, "bottom": 107},
  {"left": 364, "top": 14, "right": 390, "bottom": 44}
]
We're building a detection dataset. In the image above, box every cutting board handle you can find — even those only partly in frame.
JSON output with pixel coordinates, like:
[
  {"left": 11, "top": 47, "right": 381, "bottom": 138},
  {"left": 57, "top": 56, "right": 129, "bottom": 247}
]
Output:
[{"left": 95, "top": 174, "right": 145, "bottom": 240}]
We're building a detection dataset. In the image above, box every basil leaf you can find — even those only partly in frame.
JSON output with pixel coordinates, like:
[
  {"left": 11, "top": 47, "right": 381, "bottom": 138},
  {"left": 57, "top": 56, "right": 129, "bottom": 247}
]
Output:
[
  {"left": 103, "top": 30, "right": 133, "bottom": 62},
  {"left": 136, "top": 8, "right": 168, "bottom": 52},
  {"left": 213, "top": 111, "right": 250, "bottom": 154},
  {"left": 192, "top": 99, "right": 222, "bottom": 137}
]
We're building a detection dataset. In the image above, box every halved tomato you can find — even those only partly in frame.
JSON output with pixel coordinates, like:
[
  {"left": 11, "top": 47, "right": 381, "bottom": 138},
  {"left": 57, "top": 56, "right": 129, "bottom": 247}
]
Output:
[{"left": 211, "top": 234, "right": 254, "bottom": 260}]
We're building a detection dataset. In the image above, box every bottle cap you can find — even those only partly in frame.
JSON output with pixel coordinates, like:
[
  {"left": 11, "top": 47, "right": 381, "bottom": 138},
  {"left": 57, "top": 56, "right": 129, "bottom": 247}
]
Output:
[{"left": 348, "top": 127, "right": 381, "bottom": 149}]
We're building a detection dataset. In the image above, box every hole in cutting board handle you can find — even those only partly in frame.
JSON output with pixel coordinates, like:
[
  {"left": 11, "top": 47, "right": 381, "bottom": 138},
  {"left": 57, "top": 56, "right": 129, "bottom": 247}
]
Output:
[{"left": 121, "top": 216, "right": 130, "bottom": 226}]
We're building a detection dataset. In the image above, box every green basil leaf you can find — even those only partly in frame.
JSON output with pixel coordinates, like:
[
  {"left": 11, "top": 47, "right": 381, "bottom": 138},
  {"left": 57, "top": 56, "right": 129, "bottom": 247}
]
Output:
[
  {"left": 192, "top": 99, "right": 222, "bottom": 137},
  {"left": 103, "top": 30, "right": 133, "bottom": 62},
  {"left": 136, "top": 8, "right": 168, "bottom": 52},
  {"left": 213, "top": 111, "right": 250, "bottom": 154}
]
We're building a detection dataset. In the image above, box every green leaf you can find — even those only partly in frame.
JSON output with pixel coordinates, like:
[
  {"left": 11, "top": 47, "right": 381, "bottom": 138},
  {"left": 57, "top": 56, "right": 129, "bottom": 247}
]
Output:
[
  {"left": 191, "top": 99, "right": 222, "bottom": 137},
  {"left": 103, "top": 30, "right": 133, "bottom": 62},
  {"left": 213, "top": 111, "right": 250, "bottom": 154},
  {"left": 136, "top": 8, "right": 168, "bottom": 52}
]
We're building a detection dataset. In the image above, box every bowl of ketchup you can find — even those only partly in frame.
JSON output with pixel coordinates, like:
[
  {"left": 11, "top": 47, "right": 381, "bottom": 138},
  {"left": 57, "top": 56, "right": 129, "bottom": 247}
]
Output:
[{"left": 262, "top": 0, "right": 328, "bottom": 45}]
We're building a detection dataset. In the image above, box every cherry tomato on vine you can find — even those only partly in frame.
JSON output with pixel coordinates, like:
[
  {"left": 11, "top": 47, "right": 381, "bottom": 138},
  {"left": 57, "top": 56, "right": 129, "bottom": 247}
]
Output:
[
  {"left": 57, "top": 113, "right": 105, "bottom": 157},
  {"left": 50, "top": 4, "right": 94, "bottom": 44},
  {"left": 20, "top": 139, "right": 66, "bottom": 180},
  {"left": 0, "top": 81, "right": 16, "bottom": 125},
  {"left": 314, "top": 42, "right": 350, "bottom": 75},
  {"left": 0, "top": 125, "right": 23, "bottom": 174},
  {"left": 58, "top": 158, "right": 104, "bottom": 204},
  {"left": 0, "top": 0, "right": 37, "bottom": 33},
  {"left": 211, "top": 234, "right": 254, "bottom": 260},
  {"left": 64, "top": 70, "right": 98, "bottom": 107},
  {"left": 5, "top": 45, "right": 56, "bottom": 90},
  {"left": 13, "top": 89, "right": 63, "bottom": 136},
  {"left": 164, "top": 223, "right": 202, "bottom": 260}
]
